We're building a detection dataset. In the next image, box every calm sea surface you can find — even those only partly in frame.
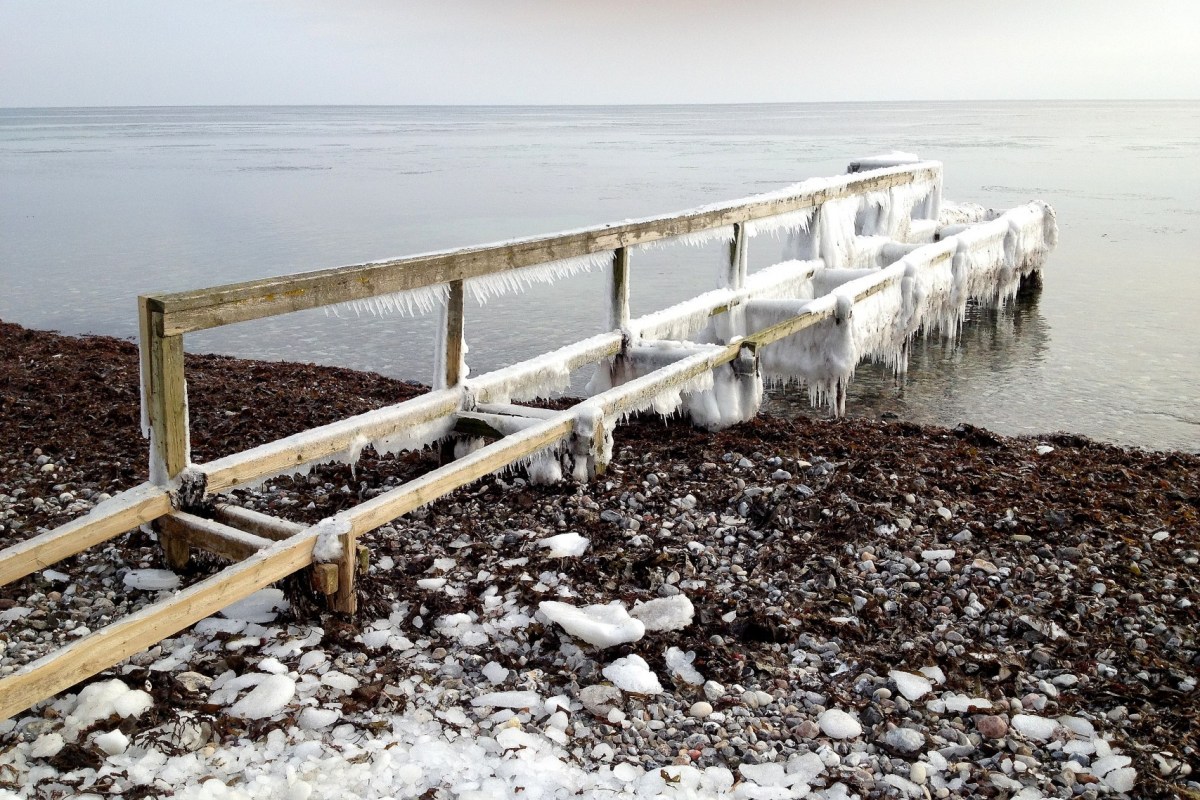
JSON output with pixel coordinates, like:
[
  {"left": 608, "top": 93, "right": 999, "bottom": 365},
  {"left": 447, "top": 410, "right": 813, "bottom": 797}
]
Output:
[{"left": 1, "top": 103, "right": 1197, "bottom": 452}]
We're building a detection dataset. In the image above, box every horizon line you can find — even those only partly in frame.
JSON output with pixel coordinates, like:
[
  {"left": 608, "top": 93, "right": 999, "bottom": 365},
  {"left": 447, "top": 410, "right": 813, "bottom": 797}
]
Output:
[{"left": 3, "top": 98, "right": 1198, "bottom": 111}]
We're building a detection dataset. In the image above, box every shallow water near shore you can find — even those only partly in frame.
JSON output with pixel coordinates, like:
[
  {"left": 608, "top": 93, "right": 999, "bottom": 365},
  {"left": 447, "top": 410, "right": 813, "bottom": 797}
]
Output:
[{"left": 1, "top": 102, "right": 1198, "bottom": 451}]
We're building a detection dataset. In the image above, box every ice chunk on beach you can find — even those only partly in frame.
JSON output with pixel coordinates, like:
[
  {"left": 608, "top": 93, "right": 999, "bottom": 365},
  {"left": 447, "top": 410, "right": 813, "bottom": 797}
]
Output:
[
  {"left": 889, "top": 670, "right": 933, "bottom": 701},
  {"left": 630, "top": 595, "right": 694, "bottom": 632},
  {"left": 93, "top": 729, "right": 129, "bottom": 756},
  {"left": 122, "top": 569, "right": 180, "bottom": 591},
  {"left": 229, "top": 674, "right": 295, "bottom": 720},
  {"left": 818, "top": 709, "right": 862, "bottom": 739},
  {"left": 220, "top": 588, "right": 288, "bottom": 624},
  {"left": 297, "top": 707, "right": 340, "bottom": 730},
  {"left": 665, "top": 647, "right": 704, "bottom": 685},
  {"left": 537, "top": 532, "right": 589, "bottom": 558},
  {"left": 1092, "top": 755, "right": 1136, "bottom": 792},
  {"left": 538, "top": 600, "right": 645, "bottom": 647},
  {"left": 30, "top": 733, "right": 65, "bottom": 759},
  {"left": 66, "top": 679, "right": 154, "bottom": 731},
  {"left": 1011, "top": 714, "right": 1059, "bottom": 741},
  {"left": 482, "top": 661, "right": 510, "bottom": 685},
  {"left": 470, "top": 691, "right": 543, "bottom": 710},
  {"left": 602, "top": 655, "right": 663, "bottom": 695}
]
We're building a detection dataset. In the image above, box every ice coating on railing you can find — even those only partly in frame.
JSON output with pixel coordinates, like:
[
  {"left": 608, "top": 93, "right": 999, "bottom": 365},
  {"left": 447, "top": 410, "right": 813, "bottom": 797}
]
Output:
[
  {"left": 326, "top": 283, "right": 448, "bottom": 320},
  {"left": 465, "top": 251, "right": 612, "bottom": 306}
]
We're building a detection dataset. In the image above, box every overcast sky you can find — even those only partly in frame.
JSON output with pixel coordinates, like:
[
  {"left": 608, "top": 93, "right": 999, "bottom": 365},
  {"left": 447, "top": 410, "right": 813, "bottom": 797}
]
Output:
[{"left": 2, "top": 1, "right": 1197, "bottom": 107}]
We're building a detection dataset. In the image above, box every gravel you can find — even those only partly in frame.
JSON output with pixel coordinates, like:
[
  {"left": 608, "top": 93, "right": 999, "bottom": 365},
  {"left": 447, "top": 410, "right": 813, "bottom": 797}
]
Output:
[{"left": 1, "top": 322, "right": 1198, "bottom": 798}]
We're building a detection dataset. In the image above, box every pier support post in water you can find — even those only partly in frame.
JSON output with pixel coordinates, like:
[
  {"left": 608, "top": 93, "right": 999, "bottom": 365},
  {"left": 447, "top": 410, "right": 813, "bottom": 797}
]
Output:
[
  {"left": 138, "top": 297, "right": 190, "bottom": 485},
  {"left": 726, "top": 223, "right": 747, "bottom": 290},
  {"left": 609, "top": 247, "right": 630, "bottom": 330},
  {"left": 442, "top": 280, "right": 466, "bottom": 387}
]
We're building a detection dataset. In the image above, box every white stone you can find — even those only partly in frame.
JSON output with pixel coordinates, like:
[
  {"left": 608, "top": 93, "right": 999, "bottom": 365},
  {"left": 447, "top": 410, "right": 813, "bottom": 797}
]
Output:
[
  {"left": 818, "top": 709, "right": 862, "bottom": 739},
  {"left": 689, "top": 701, "right": 714, "bottom": 719}
]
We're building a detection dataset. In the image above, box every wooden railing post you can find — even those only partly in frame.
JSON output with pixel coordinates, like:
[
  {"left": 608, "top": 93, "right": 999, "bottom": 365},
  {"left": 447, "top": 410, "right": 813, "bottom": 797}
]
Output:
[
  {"left": 442, "top": 279, "right": 466, "bottom": 387},
  {"left": 609, "top": 247, "right": 630, "bottom": 330},
  {"left": 138, "top": 297, "right": 190, "bottom": 486}
]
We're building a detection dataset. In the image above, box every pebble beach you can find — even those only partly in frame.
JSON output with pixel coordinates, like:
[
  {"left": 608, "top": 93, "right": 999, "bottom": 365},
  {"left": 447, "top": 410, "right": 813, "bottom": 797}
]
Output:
[{"left": 0, "top": 321, "right": 1197, "bottom": 799}]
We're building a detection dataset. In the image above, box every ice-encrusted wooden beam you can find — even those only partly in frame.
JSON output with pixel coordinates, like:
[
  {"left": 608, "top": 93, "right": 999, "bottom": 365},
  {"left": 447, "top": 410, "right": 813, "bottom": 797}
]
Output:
[{"left": 146, "top": 165, "right": 941, "bottom": 336}]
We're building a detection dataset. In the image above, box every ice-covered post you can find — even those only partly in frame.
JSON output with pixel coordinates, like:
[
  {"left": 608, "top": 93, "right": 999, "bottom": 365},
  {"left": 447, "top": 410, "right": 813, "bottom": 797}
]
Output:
[
  {"left": 137, "top": 296, "right": 190, "bottom": 487},
  {"left": 725, "top": 223, "right": 747, "bottom": 290}
]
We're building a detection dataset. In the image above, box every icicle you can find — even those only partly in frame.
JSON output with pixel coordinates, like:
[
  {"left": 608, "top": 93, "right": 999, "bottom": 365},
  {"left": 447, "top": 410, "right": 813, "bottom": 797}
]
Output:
[
  {"left": 635, "top": 225, "right": 735, "bottom": 252},
  {"left": 464, "top": 251, "right": 612, "bottom": 306},
  {"left": 216, "top": 412, "right": 455, "bottom": 492},
  {"left": 746, "top": 208, "right": 815, "bottom": 240},
  {"left": 816, "top": 196, "right": 862, "bottom": 269},
  {"left": 626, "top": 289, "right": 737, "bottom": 342},
  {"left": 469, "top": 333, "right": 622, "bottom": 405},
  {"left": 326, "top": 283, "right": 448, "bottom": 319}
]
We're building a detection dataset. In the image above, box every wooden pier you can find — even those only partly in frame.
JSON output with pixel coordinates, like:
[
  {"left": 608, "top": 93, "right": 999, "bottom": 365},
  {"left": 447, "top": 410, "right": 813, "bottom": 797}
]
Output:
[{"left": 0, "top": 155, "right": 1056, "bottom": 720}]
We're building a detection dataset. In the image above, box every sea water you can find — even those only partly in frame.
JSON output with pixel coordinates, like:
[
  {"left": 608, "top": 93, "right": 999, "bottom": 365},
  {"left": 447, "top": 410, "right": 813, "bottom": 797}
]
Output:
[{"left": 1, "top": 103, "right": 1197, "bottom": 451}]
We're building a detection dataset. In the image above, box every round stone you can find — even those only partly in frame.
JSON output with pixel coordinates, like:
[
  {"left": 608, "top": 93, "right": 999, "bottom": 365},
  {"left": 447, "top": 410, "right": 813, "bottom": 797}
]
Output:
[{"left": 976, "top": 714, "right": 1009, "bottom": 738}]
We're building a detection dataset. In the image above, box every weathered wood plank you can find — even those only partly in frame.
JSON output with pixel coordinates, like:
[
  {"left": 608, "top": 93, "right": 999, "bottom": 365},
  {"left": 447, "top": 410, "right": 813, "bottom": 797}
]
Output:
[
  {"left": 609, "top": 247, "right": 630, "bottom": 330},
  {"left": 333, "top": 528, "right": 358, "bottom": 614},
  {"left": 151, "top": 167, "right": 940, "bottom": 335},
  {"left": 443, "top": 280, "right": 465, "bottom": 387},
  {"left": 340, "top": 416, "right": 574, "bottom": 536},
  {"left": 473, "top": 403, "right": 563, "bottom": 420},
  {"left": 196, "top": 389, "right": 461, "bottom": 494},
  {"left": 212, "top": 504, "right": 304, "bottom": 542},
  {"left": 138, "top": 299, "right": 189, "bottom": 482},
  {"left": 454, "top": 411, "right": 545, "bottom": 440},
  {"left": 158, "top": 512, "right": 274, "bottom": 562},
  {"left": 0, "top": 484, "right": 171, "bottom": 587},
  {"left": 0, "top": 525, "right": 321, "bottom": 721}
]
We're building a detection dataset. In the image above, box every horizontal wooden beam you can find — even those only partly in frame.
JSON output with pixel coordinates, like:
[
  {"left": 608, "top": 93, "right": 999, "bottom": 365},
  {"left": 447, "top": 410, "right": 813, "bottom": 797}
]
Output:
[
  {"left": 158, "top": 512, "right": 274, "bottom": 562},
  {"left": 0, "top": 484, "right": 171, "bottom": 588},
  {"left": 0, "top": 522, "right": 322, "bottom": 722},
  {"left": 340, "top": 415, "right": 575, "bottom": 537},
  {"left": 454, "top": 411, "right": 545, "bottom": 440},
  {"left": 150, "top": 166, "right": 940, "bottom": 335},
  {"left": 473, "top": 403, "right": 563, "bottom": 420},
  {"left": 196, "top": 389, "right": 461, "bottom": 494},
  {"left": 212, "top": 504, "right": 304, "bottom": 542}
]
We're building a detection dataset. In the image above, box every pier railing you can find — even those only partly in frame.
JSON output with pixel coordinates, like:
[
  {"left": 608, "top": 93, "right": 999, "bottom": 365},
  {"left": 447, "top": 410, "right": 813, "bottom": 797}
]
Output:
[{"left": 0, "top": 156, "right": 1059, "bottom": 720}]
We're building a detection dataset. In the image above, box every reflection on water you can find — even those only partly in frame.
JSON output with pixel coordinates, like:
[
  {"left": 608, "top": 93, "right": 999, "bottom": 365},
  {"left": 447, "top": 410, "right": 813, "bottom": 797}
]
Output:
[
  {"left": 765, "top": 285, "right": 1054, "bottom": 433},
  {"left": 2, "top": 102, "right": 1198, "bottom": 452}
]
